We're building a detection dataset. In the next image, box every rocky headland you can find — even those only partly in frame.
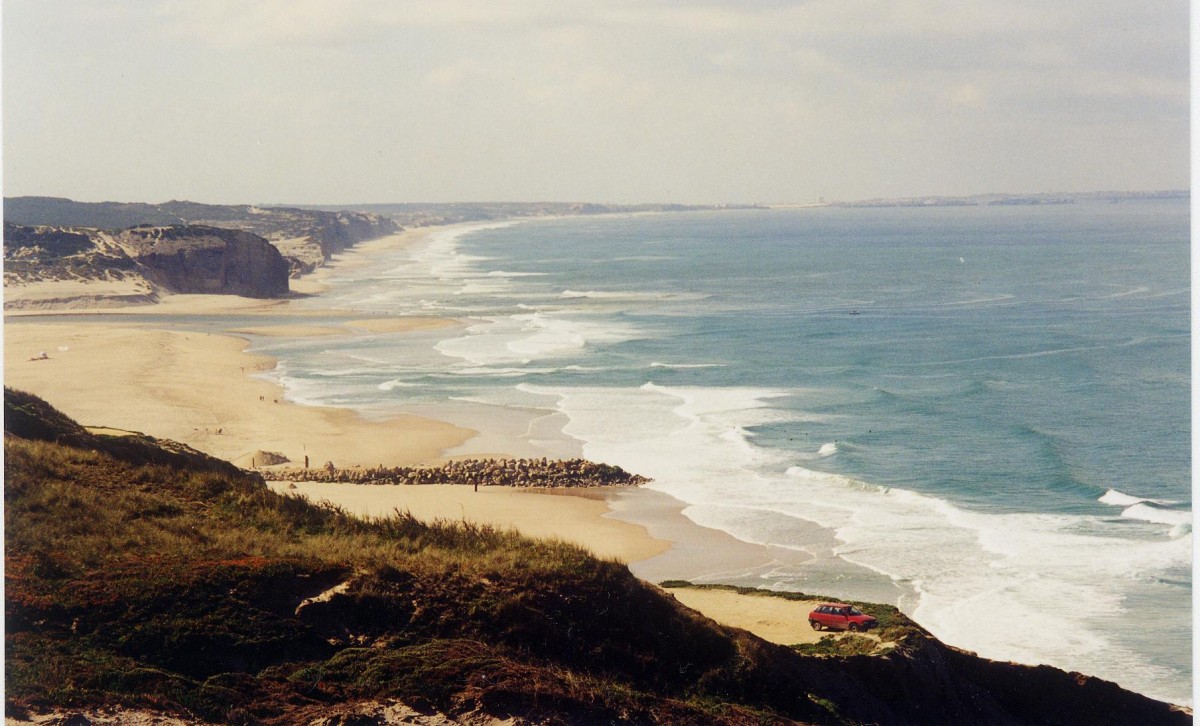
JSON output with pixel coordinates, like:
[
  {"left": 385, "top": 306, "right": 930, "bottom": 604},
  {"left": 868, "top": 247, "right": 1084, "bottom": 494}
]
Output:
[
  {"left": 3, "top": 222, "right": 292, "bottom": 305},
  {"left": 3, "top": 196, "right": 400, "bottom": 286}
]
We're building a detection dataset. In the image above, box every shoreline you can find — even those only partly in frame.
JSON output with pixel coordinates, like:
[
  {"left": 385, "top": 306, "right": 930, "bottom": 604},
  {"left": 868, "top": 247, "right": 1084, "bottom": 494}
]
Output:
[
  {"left": 5, "top": 219, "right": 1190, "bottom": 706},
  {"left": 3, "top": 225, "right": 487, "bottom": 470},
  {"left": 2, "top": 220, "right": 850, "bottom": 650}
]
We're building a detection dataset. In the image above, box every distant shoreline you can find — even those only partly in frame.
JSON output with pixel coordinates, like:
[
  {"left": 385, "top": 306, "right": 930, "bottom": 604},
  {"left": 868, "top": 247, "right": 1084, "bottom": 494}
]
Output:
[{"left": 816, "top": 189, "right": 1188, "bottom": 208}]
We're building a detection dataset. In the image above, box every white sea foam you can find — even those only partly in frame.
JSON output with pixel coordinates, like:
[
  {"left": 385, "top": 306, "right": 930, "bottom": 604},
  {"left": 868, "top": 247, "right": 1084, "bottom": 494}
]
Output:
[
  {"left": 434, "top": 312, "right": 641, "bottom": 366},
  {"left": 519, "top": 379, "right": 1192, "bottom": 704},
  {"left": 487, "top": 270, "right": 547, "bottom": 277},
  {"left": 1099, "top": 488, "right": 1178, "bottom": 507},
  {"left": 790, "top": 441, "right": 840, "bottom": 461},
  {"left": 445, "top": 366, "right": 559, "bottom": 378},
  {"left": 1098, "top": 285, "right": 1152, "bottom": 299},
  {"left": 649, "top": 362, "right": 725, "bottom": 369},
  {"left": 562, "top": 289, "right": 616, "bottom": 299},
  {"left": 609, "top": 255, "right": 677, "bottom": 262},
  {"left": 560, "top": 289, "right": 672, "bottom": 300},
  {"left": 936, "top": 292, "right": 1016, "bottom": 306},
  {"left": 1120, "top": 503, "right": 1192, "bottom": 527},
  {"left": 377, "top": 379, "right": 416, "bottom": 391},
  {"left": 266, "top": 208, "right": 1192, "bottom": 705},
  {"left": 307, "top": 367, "right": 384, "bottom": 378}
]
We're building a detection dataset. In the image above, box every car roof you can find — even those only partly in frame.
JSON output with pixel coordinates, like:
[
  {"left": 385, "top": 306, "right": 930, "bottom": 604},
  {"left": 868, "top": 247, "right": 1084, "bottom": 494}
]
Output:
[{"left": 816, "top": 603, "right": 852, "bottom": 608}]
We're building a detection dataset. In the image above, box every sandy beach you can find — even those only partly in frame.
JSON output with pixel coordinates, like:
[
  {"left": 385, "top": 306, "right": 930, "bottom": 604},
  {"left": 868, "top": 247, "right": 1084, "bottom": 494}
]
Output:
[
  {"left": 3, "top": 223, "right": 829, "bottom": 645},
  {"left": 4, "top": 228, "right": 488, "bottom": 469},
  {"left": 664, "top": 588, "right": 829, "bottom": 645},
  {"left": 4, "top": 320, "right": 472, "bottom": 469}
]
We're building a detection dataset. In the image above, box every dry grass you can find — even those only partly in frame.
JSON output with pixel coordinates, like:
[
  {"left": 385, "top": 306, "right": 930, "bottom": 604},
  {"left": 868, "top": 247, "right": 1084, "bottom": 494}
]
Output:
[
  {"left": 3, "top": 426, "right": 811, "bottom": 724},
  {"left": 10, "top": 389, "right": 1180, "bottom": 725}
]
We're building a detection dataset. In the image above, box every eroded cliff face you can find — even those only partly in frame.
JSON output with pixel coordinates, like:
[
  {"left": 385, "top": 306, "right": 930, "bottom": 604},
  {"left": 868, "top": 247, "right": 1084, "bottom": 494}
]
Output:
[
  {"left": 3, "top": 223, "right": 291, "bottom": 304},
  {"left": 311, "top": 210, "right": 398, "bottom": 257},
  {"left": 118, "top": 226, "right": 290, "bottom": 298},
  {"left": 3, "top": 197, "right": 401, "bottom": 279}
]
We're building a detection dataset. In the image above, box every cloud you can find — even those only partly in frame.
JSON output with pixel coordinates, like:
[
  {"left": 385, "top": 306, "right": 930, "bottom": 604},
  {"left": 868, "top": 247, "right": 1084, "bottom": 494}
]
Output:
[
  {"left": 153, "top": 0, "right": 579, "bottom": 47},
  {"left": 3, "top": 0, "right": 1188, "bottom": 203}
]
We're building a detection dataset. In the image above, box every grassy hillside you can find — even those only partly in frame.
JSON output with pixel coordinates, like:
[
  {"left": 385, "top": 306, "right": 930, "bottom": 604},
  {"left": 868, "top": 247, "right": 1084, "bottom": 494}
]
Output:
[{"left": 5, "top": 389, "right": 1189, "bottom": 725}]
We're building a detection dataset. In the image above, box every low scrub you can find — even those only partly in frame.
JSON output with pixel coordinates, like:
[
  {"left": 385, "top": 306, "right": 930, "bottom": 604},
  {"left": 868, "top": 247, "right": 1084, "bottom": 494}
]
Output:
[
  {"left": 4, "top": 390, "right": 816, "bottom": 723},
  {"left": 6, "top": 389, "right": 1187, "bottom": 725}
]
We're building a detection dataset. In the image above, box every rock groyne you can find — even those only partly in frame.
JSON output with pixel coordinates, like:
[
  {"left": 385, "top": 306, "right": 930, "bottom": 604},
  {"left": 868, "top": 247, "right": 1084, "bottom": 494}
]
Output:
[{"left": 268, "top": 457, "right": 650, "bottom": 488}]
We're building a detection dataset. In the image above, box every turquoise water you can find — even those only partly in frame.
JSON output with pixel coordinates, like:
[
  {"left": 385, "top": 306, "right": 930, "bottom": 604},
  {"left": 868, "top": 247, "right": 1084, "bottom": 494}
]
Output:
[{"left": 256, "top": 201, "right": 1191, "bottom": 704}]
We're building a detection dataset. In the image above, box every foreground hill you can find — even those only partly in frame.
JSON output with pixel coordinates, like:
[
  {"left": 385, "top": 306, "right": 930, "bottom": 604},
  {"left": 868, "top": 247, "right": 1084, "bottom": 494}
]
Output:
[{"left": 4, "top": 389, "right": 1189, "bottom": 724}]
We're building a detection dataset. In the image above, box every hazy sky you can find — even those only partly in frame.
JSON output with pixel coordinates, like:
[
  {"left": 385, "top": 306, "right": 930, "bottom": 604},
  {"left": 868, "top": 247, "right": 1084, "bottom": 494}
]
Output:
[{"left": 3, "top": 1, "right": 1189, "bottom": 205}]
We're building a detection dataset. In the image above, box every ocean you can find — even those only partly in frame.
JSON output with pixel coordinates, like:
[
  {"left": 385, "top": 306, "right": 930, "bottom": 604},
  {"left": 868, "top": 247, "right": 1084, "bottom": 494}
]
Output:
[{"left": 253, "top": 200, "right": 1191, "bottom": 704}]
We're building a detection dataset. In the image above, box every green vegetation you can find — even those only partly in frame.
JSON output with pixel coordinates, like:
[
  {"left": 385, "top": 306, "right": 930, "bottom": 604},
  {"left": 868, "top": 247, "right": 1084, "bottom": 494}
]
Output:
[
  {"left": 6, "top": 389, "right": 1187, "bottom": 724},
  {"left": 791, "top": 635, "right": 880, "bottom": 658},
  {"left": 4, "top": 390, "right": 811, "bottom": 723}
]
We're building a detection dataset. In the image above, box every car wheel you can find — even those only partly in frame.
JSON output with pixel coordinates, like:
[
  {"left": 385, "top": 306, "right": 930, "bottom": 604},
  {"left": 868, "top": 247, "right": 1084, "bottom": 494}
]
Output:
[
  {"left": 849, "top": 623, "right": 860, "bottom": 632},
  {"left": 810, "top": 620, "right": 821, "bottom": 631}
]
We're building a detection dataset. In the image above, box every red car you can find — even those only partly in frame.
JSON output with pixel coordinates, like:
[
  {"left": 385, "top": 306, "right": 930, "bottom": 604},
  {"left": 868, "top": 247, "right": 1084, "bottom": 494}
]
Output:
[{"left": 808, "top": 603, "right": 878, "bottom": 632}]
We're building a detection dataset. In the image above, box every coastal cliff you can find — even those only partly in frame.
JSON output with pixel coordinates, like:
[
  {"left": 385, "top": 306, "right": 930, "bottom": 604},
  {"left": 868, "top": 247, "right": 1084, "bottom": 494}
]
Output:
[
  {"left": 2, "top": 195, "right": 758, "bottom": 297},
  {"left": 119, "top": 225, "right": 290, "bottom": 298},
  {"left": 3, "top": 196, "right": 399, "bottom": 279},
  {"left": 3, "top": 223, "right": 291, "bottom": 304},
  {"left": 4, "top": 389, "right": 1189, "bottom": 725}
]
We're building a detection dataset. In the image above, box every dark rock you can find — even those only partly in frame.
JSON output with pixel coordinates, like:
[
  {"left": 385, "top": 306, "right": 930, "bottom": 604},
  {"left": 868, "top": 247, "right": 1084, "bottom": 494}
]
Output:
[{"left": 120, "top": 225, "right": 289, "bottom": 298}]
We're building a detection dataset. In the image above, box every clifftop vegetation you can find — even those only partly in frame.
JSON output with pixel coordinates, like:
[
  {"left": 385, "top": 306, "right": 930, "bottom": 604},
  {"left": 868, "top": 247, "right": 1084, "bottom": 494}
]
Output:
[{"left": 5, "top": 389, "right": 1189, "bottom": 724}]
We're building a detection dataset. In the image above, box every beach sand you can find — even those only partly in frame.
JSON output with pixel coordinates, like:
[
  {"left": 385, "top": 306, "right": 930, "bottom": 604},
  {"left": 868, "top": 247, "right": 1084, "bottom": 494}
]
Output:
[
  {"left": 2, "top": 222, "right": 823, "bottom": 644},
  {"left": 663, "top": 588, "right": 828, "bottom": 645},
  {"left": 3, "top": 321, "right": 472, "bottom": 469}
]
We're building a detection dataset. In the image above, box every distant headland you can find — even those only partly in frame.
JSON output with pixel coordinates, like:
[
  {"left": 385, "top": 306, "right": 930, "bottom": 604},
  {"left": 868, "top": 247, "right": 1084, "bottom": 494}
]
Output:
[{"left": 2, "top": 196, "right": 763, "bottom": 308}]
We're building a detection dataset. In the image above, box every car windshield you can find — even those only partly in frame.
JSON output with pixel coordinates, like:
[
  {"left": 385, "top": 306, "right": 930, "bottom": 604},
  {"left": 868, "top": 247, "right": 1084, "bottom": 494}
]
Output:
[{"left": 848, "top": 607, "right": 863, "bottom": 615}]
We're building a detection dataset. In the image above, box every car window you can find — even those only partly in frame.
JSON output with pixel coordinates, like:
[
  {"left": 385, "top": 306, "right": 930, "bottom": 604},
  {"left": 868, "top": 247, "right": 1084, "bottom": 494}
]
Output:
[{"left": 848, "top": 607, "right": 862, "bottom": 616}]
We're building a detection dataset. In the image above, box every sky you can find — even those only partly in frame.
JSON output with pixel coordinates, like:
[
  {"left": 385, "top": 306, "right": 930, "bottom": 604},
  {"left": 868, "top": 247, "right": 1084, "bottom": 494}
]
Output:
[{"left": 2, "top": 0, "right": 1190, "bottom": 205}]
